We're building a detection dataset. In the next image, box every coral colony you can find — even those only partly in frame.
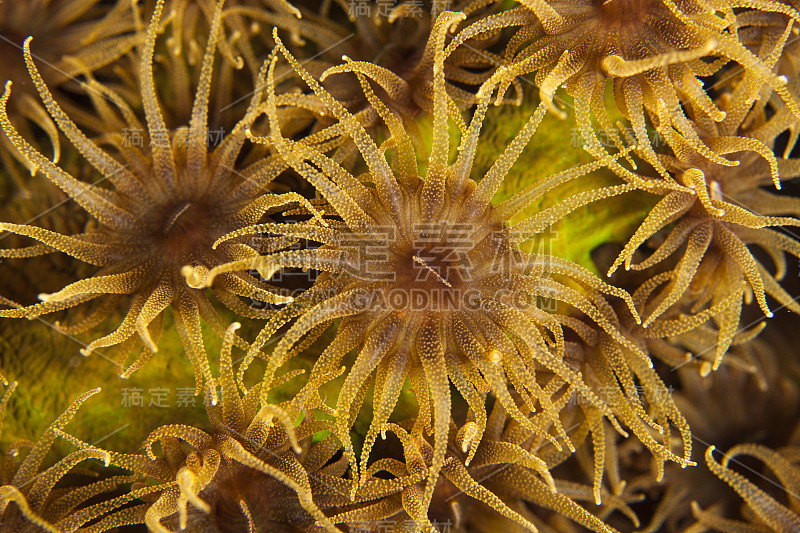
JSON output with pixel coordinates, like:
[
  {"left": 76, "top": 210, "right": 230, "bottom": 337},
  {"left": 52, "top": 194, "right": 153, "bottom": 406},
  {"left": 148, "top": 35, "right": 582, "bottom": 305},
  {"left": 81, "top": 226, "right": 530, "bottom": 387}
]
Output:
[{"left": 1, "top": 0, "right": 800, "bottom": 532}]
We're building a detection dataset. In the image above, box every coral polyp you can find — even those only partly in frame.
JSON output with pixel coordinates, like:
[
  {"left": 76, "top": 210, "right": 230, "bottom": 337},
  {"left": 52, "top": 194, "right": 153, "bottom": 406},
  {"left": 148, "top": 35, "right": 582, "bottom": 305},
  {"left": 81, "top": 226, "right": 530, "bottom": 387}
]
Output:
[
  {"left": 453, "top": 0, "right": 800, "bottom": 176},
  {"left": 607, "top": 82, "right": 800, "bottom": 365},
  {"left": 697, "top": 443, "right": 800, "bottom": 531},
  {"left": 186, "top": 18, "right": 698, "bottom": 513},
  {"left": 0, "top": 384, "right": 132, "bottom": 532},
  {"left": 336, "top": 404, "right": 626, "bottom": 533},
  {"left": 0, "top": 0, "right": 306, "bottom": 399},
  {"left": 0, "top": 0, "right": 140, "bottom": 195},
  {"left": 230, "top": 0, "right": 509, "bottom": 143},
  {"left": 58, "top": 323, "right": 350, "bottom": 533},
  {"left": 2, "top": 1, "right": 800, "bottom": 532}
]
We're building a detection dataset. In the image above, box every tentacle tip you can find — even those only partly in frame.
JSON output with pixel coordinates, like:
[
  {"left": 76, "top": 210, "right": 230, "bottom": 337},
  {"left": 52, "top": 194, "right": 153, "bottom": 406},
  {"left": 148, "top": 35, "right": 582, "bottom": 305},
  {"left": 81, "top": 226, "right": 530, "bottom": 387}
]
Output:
[
  {"left": 181, "top": 265, "right": 209, "bottom": 289},
  {"left": 485, "top": 349, "right": 502, "bottom": 363},
  {"left": 274, "top": 294, "right": 293, "bottom": 305},
  {"left": 142, "top": 339, "right": 158, "bottom": 354},
  {"left": 280, "top": 1, "right": 302, "bottom": 19},
  {"left": 449, "top": 15, "right": 467, "bottom": 32}
]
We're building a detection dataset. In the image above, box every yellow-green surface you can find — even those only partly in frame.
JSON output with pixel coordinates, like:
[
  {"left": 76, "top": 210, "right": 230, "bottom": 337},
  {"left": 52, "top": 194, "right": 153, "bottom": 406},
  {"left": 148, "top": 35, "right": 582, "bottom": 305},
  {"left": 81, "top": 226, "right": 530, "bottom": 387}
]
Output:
[
  {"left": 472, "top": 89, "right": 657, "bottom": 273},
  {"left": 0, "top": 85, "right": 655, "bottom": 456}
]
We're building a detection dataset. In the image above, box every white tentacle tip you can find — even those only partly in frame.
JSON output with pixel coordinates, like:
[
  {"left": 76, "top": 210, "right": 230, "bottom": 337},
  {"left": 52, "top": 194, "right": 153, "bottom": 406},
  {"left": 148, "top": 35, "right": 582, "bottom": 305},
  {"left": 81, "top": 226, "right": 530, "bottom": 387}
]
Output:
[
  {"left": 275, "top": 294, "right": 294, "bottom": 305},
  {"left": 485, "top": 349, "right": 502, "bottom": 363},
  {"left": 181, "top": 265, "right": 209, "bottom": 289}
]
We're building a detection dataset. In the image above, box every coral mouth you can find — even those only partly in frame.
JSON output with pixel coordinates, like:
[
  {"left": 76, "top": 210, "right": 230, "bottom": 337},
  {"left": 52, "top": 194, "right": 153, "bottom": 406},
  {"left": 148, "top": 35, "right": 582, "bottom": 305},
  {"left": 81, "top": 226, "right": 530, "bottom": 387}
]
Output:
[{"left": 155, "top": 200, "right": 216, "bottom": 263}]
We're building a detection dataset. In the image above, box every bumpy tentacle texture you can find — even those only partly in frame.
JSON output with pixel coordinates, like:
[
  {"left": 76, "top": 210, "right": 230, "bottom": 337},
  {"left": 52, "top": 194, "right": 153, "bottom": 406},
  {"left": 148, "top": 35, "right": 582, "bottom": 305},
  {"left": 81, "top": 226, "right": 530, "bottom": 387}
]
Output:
[
  {"left": 54, "top": 323, "right": 352, "bottom": 533},
  {"left": 331, "top": 403, "right": 632, "bottom": 533},
  {"left": 111, "top": 0, "right": 308, "bottom": 138},
  {"left": 189, "top": 13, "right": 693, "bottom": 525},
  {"left": 626, "top": 344, "right": 800, "bottom": 530},
  {"left": 693, "top": 444, "right": 800, "bottom": 531},
  {"left": 738, "top": 4, "right": 800, "bottom": 155},
  {"left": 450, "top": 0, "right": 800, "bottom": 178},
  {"left": 581, "top": 332, "right": 694, "bottom": 494},
  {"left": 0, "top": 0, "right": 314, "bottom": 400},
  {"left": 0, "top": 0, "right": 140, "bottom": 196},
  {"left": 642, "top": 304, "right": 771, "bottom": 379},
  {"left": 225, "top": 0, "right": 514, "bottom": 146},
  {"left": 555, "top": 334, "right": 799, "bottom": 533},
  {"left": 606, "top": 74, "right": 800, "bottom": 371},
  {"left": 0, "top": 384, "right": 134, "bottom": 532}
]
